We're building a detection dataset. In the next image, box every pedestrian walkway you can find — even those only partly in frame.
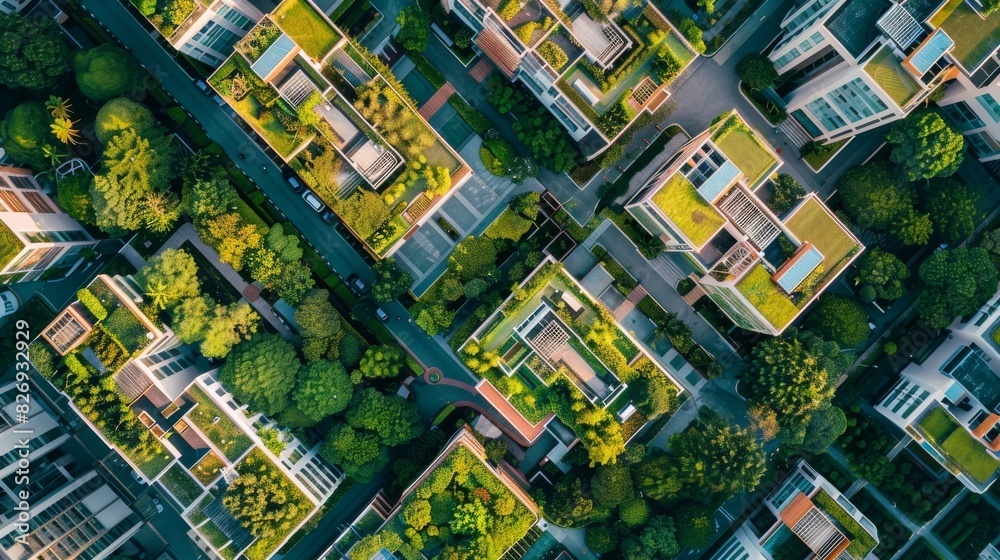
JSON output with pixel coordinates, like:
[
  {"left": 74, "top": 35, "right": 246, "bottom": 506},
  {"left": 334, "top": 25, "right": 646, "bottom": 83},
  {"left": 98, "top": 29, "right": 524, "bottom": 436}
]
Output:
[
  {"left": 613, "top": 285, "right": 646, "bottom": 322},
  {"left": 469, "top": 58, "right": 493, "bottom": 82},
  {"left": 682, "top": 275, "right": 705, "bottom": 305},
  {"left": 155, "top": 224, "right": 295, "bottom": 340},
  {"left": 118, "top": 244, "right": 148, "bottom": 271},
  {"left": 779, "top": 117, "right": 812, "bottom": 150},
  {"left": 418, "top": 82, "right": 456, "bottom": 120}
]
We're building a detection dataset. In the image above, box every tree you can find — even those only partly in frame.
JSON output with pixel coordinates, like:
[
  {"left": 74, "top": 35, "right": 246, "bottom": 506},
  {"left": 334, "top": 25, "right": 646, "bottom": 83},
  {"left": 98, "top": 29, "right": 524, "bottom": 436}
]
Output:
[
  {"left": 740, "top": 335, "right": 834, "bottom": 427},
  {"left": 91, "top": 129, "right": 178, "bottom": 233},
  {"left": 697, "top": 0, "right": 715, "bottom": 13},
  {"left": 295, "top": 289, "right": 342, "bottom": 362},
  {"left": 293, "top": 360, "right": 353, "bottom": 421},
  {"left": 0, "top": 102, "right": 54, "bottom": 170},
  {"left": 173, "top": 295, "right": 214, "bottom": 344},
  {"left": 185, "top": 175, "right": 239, "bottom": 220},
  {"left": 0, "top": 13, "right": 71, "bottom": 90},
  {"left": 358, "top": 344, "right": 405, "bottom": 379},
  {"left": 73, "top": 44, "right": 140, "bottom": 102},
  {"left": 638, "top": 516, "right": 680, "bottom": 559},
  {"left": 222, "top": 453, "right": 305, "bottom": 540},
  {"left": 57, "top": 173, "right": 96, "bottom": 225},
  {"left": 137, "top": 248, "right": 200, "bottom": 310},
  {"left": 415, "top": 303, "right": 455, "bottom": 336},
  {"left": 264, "top": 223, "right": 303, "bottom": 262},
  {"left": 652, "top": 53, "right": 681, "bottom": 82},
  {"left": 736, "top": 53, "right": 777, "bottom": 92},
  {"left": 894, "top": 206, "right": 934, "bottom": 246},
  {"left": 980, "top": 228, "right": 1000, "bottom": 263},
  {"left": 667, "top": 420, "right": 766, "bottom": 500},
  {"left": 320, "top": 423, "right": 389, "bottom": 482},
  {"left": 631, "top": 374, "right": 677, "bottom": 418},
  {"left": 219, "top": 333, "right": 300, "bottom": 416},
  {"left": 510, "top": 191, "right": 541, "bottom": 220},
  {"left": 372, "top": 258, "right": 413, "bottom": 303},
  {"left": 451, "top": 501, "right": 490, "bottom": 535},
  {"left": 542, "top": 476, "right": 593, "bottom": 527},
  {"left": 449, "top": 236, "right": 498, "bottom": 281},
  {"left": 747, "top": 404, "right": 780, "bottom": 442},
  {"left": 584, "top": 524, "right": 618, "bottom": 554},
  {"left": 95, "top": 97, "right": 157, "bottom": 144},
  {"left": 887, "top": 110, "right": 964, "bottom": 181},
  {"left": 464, "top": 278, "right": 489, "bottom": 299},
  {"left": 799, "top": 404, "right": 847, "bottom": 454},
  {"left": 805, "top": 293, "right": 870, "bottom": 347},
  {"left": 345, "top": 388, "right": 423, "bottom": 446},
  {"left": 673, "top": 504, "right": 715, "bottom": 550},
  {"left": 513, "top": 106, "right": 579, "bottom": 173},
  {"left": 590, "top": 463, "right": 633, "bottom": 508},
  {"left": 142, "top": 191, "right": 182, "bottom": 234},
  {"left": 917, "top": 247, "right": 998, "bottom": 328},
  {"left": 404, "top": 499, "right": 432, "bottom": 530},
  {"left": 770, "top": 174, "right": 804, "bottom": 213},
  {"left": 927, "top": 178, "right": 982, "bottom": 243},
  {"left": 855, "top": 247, "right": 909, "bottom": 301},
  {"left": 396, "top": 6, "right": 431, "bottom": 51},
  {"left": 837, "top": 161, "right": 914, "bottom": 231},
  {"left": 619, "top": 497, "right": 649, "bottom": 527},
  {"left": 200, "top": 302, "right": 257, "bottom": 358}
]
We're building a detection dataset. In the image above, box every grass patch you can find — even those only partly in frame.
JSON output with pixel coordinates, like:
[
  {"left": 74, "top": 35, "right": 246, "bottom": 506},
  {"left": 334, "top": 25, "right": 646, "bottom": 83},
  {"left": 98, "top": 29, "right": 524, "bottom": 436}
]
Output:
[
  {"left": 187, "top": 386, "right": 254, "bottom": 462},
  {"left": 736, "top": 264, "right": 798, "bottom": 329},
  {"left": 191, "top": 450, "right": 227, "bottom": 485},
  {"left": 161, "top": 464, "right": 204, "bottom": 506},
  {"left": 933, "top": 0, "right": 1000, "bottom": 71},
  {"left": 198, "top": 519, "right": 231, "bottom": 549},
  {"left": 784, "top": 197, "right": 859, "bottom": 277},
  {"left": 812, "top": 490, "right": 877, "bottom": 559},
  {"left": 273, "top": 0, "right": 341, "bottom": 59},
  {"left": 712, "top": 119, "right": 776, "bottom": 186},
  {"left": 189, "top": 494, "right": 215, "bottom": 525},
  {"left": 864, "top": 46, "right": 921, "bottom": 108},
  {"left": 940, "top": 427, "right": 1000, "bottom": 483},
  {"left": 649, "top": 173, "right": 725, "bottom": 248},
  {"left": 0, "top": 221, "right": 24, "bottom": 270},
  {"left": 804, "top": 139, "right": 847, "bottom": 171},
  {"left": 919, "top": 407, "right": 958, "bottom": 442},
  {"left": 407, "top": 52, "right": 446, "bottom": 89}
]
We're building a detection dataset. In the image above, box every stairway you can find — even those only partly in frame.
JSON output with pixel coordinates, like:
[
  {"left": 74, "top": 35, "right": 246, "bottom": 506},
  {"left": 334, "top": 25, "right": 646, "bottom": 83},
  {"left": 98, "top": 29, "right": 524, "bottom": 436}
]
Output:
[{"left": 779, "top": 116, "right": 813, "bottom": 149}]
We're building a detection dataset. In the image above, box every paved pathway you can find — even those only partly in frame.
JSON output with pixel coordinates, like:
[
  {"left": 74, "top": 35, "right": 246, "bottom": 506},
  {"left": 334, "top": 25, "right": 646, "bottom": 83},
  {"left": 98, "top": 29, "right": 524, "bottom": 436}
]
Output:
[
  {"left": 469, "top": 59, "right": 493, "bottom": 82},
  {"left": 155, "top": 224, "right": 295, "bottom": 340},
  {"left": 418, "top": 82, "right": 456, "bottom": 120},
  {"left": 119, "top": 243, "right": 148, "bottom": 271}
]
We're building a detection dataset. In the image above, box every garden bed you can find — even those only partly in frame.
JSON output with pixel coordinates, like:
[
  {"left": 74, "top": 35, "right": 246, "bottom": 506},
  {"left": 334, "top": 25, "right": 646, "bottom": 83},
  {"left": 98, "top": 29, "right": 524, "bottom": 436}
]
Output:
[
  {"left": 186, "top": 385, "right": 254, "bottom": 462},
  {"left": 161, "top": 464, "right": 204, "bottom": 506},
  {"left": 273, "top": 0, "right": 342, "bottom": 59}
]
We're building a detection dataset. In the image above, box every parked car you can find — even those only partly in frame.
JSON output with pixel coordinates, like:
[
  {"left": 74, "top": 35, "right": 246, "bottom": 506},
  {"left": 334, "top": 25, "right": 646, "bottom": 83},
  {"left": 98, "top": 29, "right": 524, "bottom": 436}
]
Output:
[
  {"left": 375, "top": 307, "right": 390, "bottom": 322},
  {"left": 347, "top": 274, "right": 367, "bottom": 295},
  {"left": 320, "top": 209, "right": 337, "bottom": 225},
  {"left": 194, "top": 79, "right": 211, "bottom": 95},
  {"left": 286, "top": 174, "right": 305, "bottom": 193},
  {"left": 302, "top": 189, "right": 325, "bottom": 212}
]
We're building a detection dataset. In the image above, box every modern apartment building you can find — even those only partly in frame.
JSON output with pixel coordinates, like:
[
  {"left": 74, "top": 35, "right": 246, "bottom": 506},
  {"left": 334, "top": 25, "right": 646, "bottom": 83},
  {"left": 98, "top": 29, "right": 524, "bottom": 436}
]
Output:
[
  {"left": 767, "top": 0, "right": 962, "bottom": 145},
  {"left": 140, "top": 0, "right": 264, "bottom": 67},
  {"left": 875, "top": 289, "right": 1000, "bottom": 493},
  {"left": 442, "top": 0, "right": 696, "bottom": 159},
  {"left": 0, "top": 166, "right": 96, "bottom": 284},
  {"left": 0, "top": 381, "right": 145, "bottom": 560},
  {"left": 712, "top": 460, "right": 879, "bottom": 560},
  {"left": 0, "top": 0, "right": 29, "bottom": 14},
  {"left": 625, "top": 112, "right": 863, "bottom": 335}
]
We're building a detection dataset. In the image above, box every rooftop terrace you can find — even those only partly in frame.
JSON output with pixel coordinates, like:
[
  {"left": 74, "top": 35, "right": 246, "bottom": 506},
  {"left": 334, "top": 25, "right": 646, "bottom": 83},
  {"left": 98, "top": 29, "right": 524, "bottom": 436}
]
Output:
[
  {"left": 917, "top": 406, "right": 1000, "bottom": 485},
  {"left": 931, "top": 0, "right": 1000, "bottom": 72},
  {"left": 650, "top": 173, "right": 727, "bottom": 249},
  {"left": 272, "top": 0, "right": 342, "bottom": 59},
  {"left": 864, "top": 45, "right": 922, "bottom": 108},
  {"left": 827, "top": 0, "right": 890, "bottom": 59},
  {"left": 710, "top": 114, "right": 779, "bottom": 187}
]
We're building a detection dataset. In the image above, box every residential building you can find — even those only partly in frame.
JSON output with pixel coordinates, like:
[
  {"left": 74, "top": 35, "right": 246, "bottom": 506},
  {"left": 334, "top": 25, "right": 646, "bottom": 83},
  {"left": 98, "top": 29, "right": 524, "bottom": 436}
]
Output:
[
  {"left": 0, "top": 0, "right": 30, "bottom": 14},
  {"left": 624, "top": 112, "right": 863, "bottom": 335},
  {"left": 0, "top": 381, "right": 145, "bottom": 560},
  {"left": 0, "top": 166, "right": 97, "bottom": 284},
  {"left": 441, "top": 0, "right": 696, "bottom": 159},
  {"left": 141, "top": 0, "right": 264, "bottom": 67},
  {"left": 711, "top": 460, "right": 879, "bottom": 560},
  {"left": 767, "top": 0, "right": 958, "bottom": 145},
  {"left": 875, "top": 288, "right": 1000, "bottom": 493}
]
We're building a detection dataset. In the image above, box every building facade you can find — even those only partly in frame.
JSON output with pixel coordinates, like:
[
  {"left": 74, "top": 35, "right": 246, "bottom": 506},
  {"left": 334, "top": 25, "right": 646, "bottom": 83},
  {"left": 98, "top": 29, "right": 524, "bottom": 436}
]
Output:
[{"left": 0, "top": 166, "right": 96, "bottom": 284}]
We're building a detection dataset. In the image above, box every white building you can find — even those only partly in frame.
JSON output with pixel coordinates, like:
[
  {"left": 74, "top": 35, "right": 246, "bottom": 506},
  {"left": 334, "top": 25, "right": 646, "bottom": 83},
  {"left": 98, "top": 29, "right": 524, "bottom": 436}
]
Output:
[
  {"left": 0, "top": 0, "right": 30, "bottom": 14},
  {"left": 0, "top": 166, "right": 96, "bottom": 284},
  {"left": 875, "top": 288, "right": 1000, "bottom": 493},
  {"left": 147, "top": 0, "right": 264, "bottom": 67}
]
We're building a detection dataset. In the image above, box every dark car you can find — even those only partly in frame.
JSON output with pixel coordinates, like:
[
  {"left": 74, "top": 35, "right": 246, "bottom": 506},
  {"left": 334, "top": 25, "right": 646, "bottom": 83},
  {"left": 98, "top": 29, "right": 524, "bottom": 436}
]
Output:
[
  {"left": 286, "top": 174, "right": 305, "bottom": 193},
  {"left": 375, "top": 307, "right": 390, "bottom": 322},
  {"left": 320, "top": 209, "right": 337, "bottom": 225},
  {"left": 194, "top": 79, "right": 212, "bottom": 95},
  {"left": 347, "top": 274, "right": 367, "bottom": 295}
]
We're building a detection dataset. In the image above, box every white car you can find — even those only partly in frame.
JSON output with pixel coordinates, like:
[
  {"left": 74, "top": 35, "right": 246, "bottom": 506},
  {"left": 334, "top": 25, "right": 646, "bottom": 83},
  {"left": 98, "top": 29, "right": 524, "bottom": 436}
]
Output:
[{"left": 302, "top": 190, "right": 325, "bottom": 212}]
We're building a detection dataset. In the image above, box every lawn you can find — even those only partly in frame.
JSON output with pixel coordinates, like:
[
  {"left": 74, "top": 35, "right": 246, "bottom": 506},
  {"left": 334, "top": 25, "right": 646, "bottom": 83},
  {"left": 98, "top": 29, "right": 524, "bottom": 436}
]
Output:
[
  {"left": 940, "top": 427, "right": 1000, "bottom": 483},
  {"left": 127, "top": 442, "right": 174, "bottom": 479},
  {"left": 191, "top": 450, "right": 227, "bottom": 485},
  {"left": 812, "top": 490, "right": 877, "bottom": 559},
  {"left": 186, "top": 385, "right": 254, "bottom": 462},
  {"left": 650, "top": 173, "right": 726, "bottom": 248},
  {"left": 712, "top": 118, "right": 777, "bottom": 186},
  {"left": 864, "top": 46, "right": 921, "bottom": 108},
  {"left": 161, "top": 464, "right": 204, "bottom": 506},
  {"left": 933, "top": 0, "right": 1000, "bottom": 71},
  {"left": 231, "top": 95, "right": 307, "bottom": 157},
  {"left": 784, "top": 197, "right": 860, "bottom": 277},
  {"left": 736, "top": 264, "right": 799, "bottom": 329},
  {"left": 198, "top": 520, "right": 231, "bottom": 549},
  {"left": 273, "top": 0, "right": 342, "bottom": 59},
  {"left": 919, "top": 406, "right": 958, "bottom": 442},
  {"left": 804, "top": 139, "right": 847, "bottom": 171},
  {"left": 0, "top": 221, "right": 23, "bottom": 270}
]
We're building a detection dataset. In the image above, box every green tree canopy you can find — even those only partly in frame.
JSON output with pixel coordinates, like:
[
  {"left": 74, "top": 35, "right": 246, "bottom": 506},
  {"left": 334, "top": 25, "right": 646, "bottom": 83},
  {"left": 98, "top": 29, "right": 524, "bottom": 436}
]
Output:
[
  {"left": 293, "top": 360, "right": 353, "bottom": 421},
  {"left": 798, "top": 403, "right": 847, "bottom": 455},
  {"left": 137, "top": 248, "right": 200, "bottom": 310},
  {"left": 770, "top": 174, "right": 805, "bottom": 213},
  {"left": 449, "top": 236, "right": 498, "bottom": 281},
  {"left": 222, "top": 452, "right": 305, "bottom": 539},
  {"left": 345, "top": 388, "right": 423, "bottom": 446},
  {"left": 631, "top": 374, "right": 678, "bottom": 418},
  {"left": 855, "top": 247, "right": 909, "bottom": 301},
  {"left": 805, "top": 293, "right": 870, "bottom": 347},
  {"left": 73, "top": 44, "right": 140, "bottom": 102},
  {"left": 295, "top": 289, "right": 342, "bottom": 362},
  {"left": 589, "top": 463, "right": 633, "bottom": 508},
  {"left": 740, "top": 334, "right": 834, "bottom": 427},
  {"left": 736, "top": 53, "right": 777, "bottom": 92},
  {"left": 95, "top": 97, "right": 157, "bottom": 144},
  {"left": 395, "top": 6, "right": 431, "bottom": 51},
  {"left": 541, "top": 476, "right": 594, "bottom": 527},
  {"left": 917, "top": 247, "right": 998, "bottom": 328},
  {"left": 56, "top": 172, "right": 95, "bottom": 225},
  {"left": 666, "top": 419, "right": 766, "bottom": 500},
  {"left": 218, "top": 333, "right": 300, "bottom": 415},
  {"left": 513, "top": 106, "right": 579, "bottom": 173},
  {"left": 0, "top": 102, "right": 54, "bottom": 170},
  {"left": 637, "top": 516, "right": 680, "bottom": 559},
  {"left": 837, "top": 161, "right": 917, "bottom": 232},
  {"left": 184, "top": 174, "right": 240, "bottom": 221},
  {"left": 926, "top": 178, "right": 982, "bottom": 243},
  {"left": 264, "top": 223, "right": 303, "bottom": 262},
  {"left": 0, "top": 13, "right": 71, "bottom": 91},
  {"left": 319, "top": 423, "right": 388, "bottom": 482},
  {"left": 358, "top": 344, "right": 405, "bottom": 379},
  {"left": 199, "top": 301, "right": 258, "bottom": 359},
  {"left": 887, "top": 110, "right": 964, "bottom": 181},
  {"left": 510, "top": 191, "right": 541, "bottom": 220},
  {"left": 673, "top": 503, "right": 716, "bottom": 550},
  {"left": 372, "top": 257, "right": 413, "bottom": 303}
]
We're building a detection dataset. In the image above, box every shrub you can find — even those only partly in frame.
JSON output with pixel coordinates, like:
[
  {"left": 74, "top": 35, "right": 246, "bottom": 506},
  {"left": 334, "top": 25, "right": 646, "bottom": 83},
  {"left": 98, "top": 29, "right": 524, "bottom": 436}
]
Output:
[
  {"left": 447, "top": 95, "right": 493, "bottom": 135},
  {"left": 77, "top": 288, "right": 108, "bottom": 321},
  {"left": 652, "top": 50, "right": 681, "bottom": 83},
  {"left": 497, "top": 0, "right": 521, "bottom": 21},
  {"left": 537, "top": 41, "right": 569, "bottom": 71},
  {"left": 73, "top": 45, "right": 139, "bottom": 102},
  {"left": 678, "top": 19, "right": 705, "bottom": 53}
]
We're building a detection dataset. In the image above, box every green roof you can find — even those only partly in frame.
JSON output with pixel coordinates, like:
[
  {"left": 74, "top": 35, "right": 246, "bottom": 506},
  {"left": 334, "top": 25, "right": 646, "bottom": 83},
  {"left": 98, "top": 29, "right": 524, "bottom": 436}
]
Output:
[
  {"left": 919, "top": 406, "right": 999, "bottom": 485},
  {"left": 736, "top": 264, "right": 799, "bottom": 329},
  {"left": 0, "top": 221, "right": 24, "bottom": 270},
  {"left": 273, "top": 0, "right": 341, "bottom": 59},
  {"left": 932, "top": 0, "right": 1000, "bottom": 71},
  {"left": 783, "top": 197, "right": 860, "bottom": 281},
  {"left": 863, "top": 46, "right": 921, "bottom": 108},
  {"left": 650, "top": 173, "right": 726, "bottom": 248},
  {"left": 712, "top": 118, "right": 778, "bottom": 186}
]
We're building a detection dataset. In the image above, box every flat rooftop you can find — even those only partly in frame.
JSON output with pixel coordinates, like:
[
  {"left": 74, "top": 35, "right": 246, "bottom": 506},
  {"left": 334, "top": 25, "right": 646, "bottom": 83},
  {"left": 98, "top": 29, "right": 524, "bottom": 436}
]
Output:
[
  {"left": 827, "top": 0, "right": 890, "bottom": 59},
  {"left": 930, "top": 0, "right": 1000, "bottom": 72}
]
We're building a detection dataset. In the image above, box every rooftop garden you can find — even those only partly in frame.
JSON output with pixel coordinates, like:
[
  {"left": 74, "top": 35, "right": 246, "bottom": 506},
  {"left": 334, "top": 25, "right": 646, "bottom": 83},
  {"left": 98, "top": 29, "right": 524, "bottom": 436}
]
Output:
[
  {"left": 235, "top": 17, "right": 283, "bottom": 63},
  {"left": 0, "top": 221, "right": 23, "bottom": 270},
  {"left": 272, "top": 0, "right": 342, "bottom": 60},
  {"left": 736, "top": 264, "right": 799, "bottom": 330},
  {"left": 932, "top": 0, "right": 1000, "bottom": 71},
  {"left": 784, "top": 196, "right": 861, "bottom": 285},
  {"left": 223, "top": 448, "right": 313, "bottom": 560},
  {"left": 863, "top": 46, "right": 921, "bottom": 108},
  {"left": 711, "top": 113, "right": 778, "bottom": 186},
  {"left": 650, "top": 173, "right": 726, "bottom": 248},
  {"left": 191, "top": 449, "right": 227, "bottom": 485},
  {"left": 131, "top": 0, "right": 200, "bottom": 39},
  {"left": 918, "top": 406, "right": 1000, "bottom": 485},
  {"left": 350, "top": 444, "right": 536, "bottom": 559},
  {"left": 187, "top": 384, "right": 255, "bottom": 462},
  {"left": 812, "top": 490, "right": 877, "bottom": 560},
  {"left": 161, "top": 464, "right": 205, "bottom": 507}
]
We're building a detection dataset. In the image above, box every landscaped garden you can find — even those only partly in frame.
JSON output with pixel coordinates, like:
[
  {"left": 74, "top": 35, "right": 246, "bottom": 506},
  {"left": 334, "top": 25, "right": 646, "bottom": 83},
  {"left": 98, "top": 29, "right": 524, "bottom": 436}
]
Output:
[
  {"left": 650, "top": 173, "right": 726, "bottom": 247},
  {"left": 848, "top": 489, "right": 912, "bottom": 558},
  {"left": 349, "top": 444, "right": 537, "bottom": 559},
  {"left": 736, "top": 264, "right": 799, "bottom": 330},
  {"left": 187, "top": 385, "right": 255, "bottom": 462},
  {"left": 131, "top": 0, "right": 199, "bottom": 38},
  {"left": 272, "top": 0, "right": 342, "bottom": 59},
  {"left": 711, "top": 113, "right": 778, "bottom": 186},
  {"left": 917, "top": 406, "right": 999, "bottom": 484},
  {"left": 161, "top": 464, "right": 205, "bottom": 506},
  {"left": 191, "top": 449, "right": 227, "bottom": 485},
  {"left": 812, "top": 490, "right": 877, "bottom": 559}
]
